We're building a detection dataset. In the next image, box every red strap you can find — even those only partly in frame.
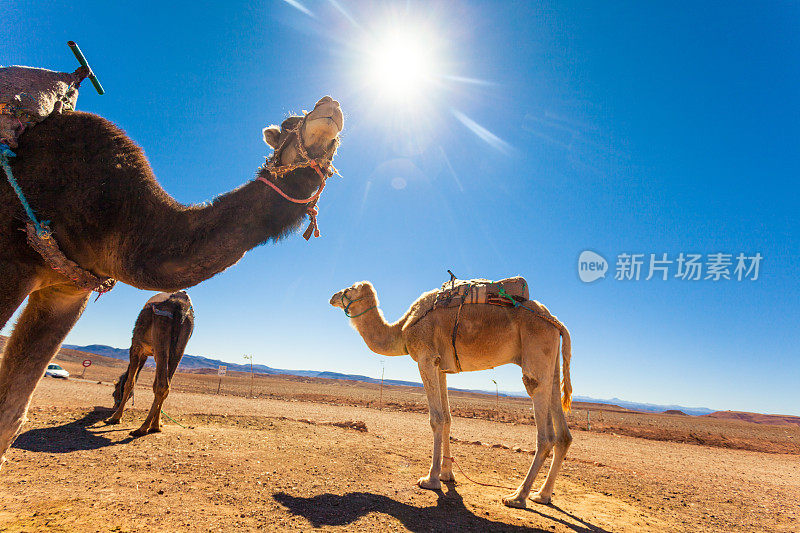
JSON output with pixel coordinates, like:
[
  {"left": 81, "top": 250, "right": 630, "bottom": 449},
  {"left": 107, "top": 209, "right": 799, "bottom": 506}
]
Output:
[{"left": 256, "top": 162, "right": 327, "bottom": 240}]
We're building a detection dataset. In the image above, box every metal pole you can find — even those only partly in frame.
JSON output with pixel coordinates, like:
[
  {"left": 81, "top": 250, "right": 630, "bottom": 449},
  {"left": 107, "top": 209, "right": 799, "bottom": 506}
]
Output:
[
  {"left": 379, "top": 361, "right": 385, "bottom": 410},
  {"left": 587, "top": 410, "right": 591, "bottom": 431},
  {"left": 67, "top": 41, "right": 104, "bottom": 95},
  {"left": 216, "top": 375, "right": 222, "bottom": 395},
  {"left": 491, "top": 379, "right": 499, "bottom": 420}
]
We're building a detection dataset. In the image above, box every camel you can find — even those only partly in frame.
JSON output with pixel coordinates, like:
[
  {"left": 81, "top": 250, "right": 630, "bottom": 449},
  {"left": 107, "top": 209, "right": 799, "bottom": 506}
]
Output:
[
  {"left": 0, "top": 96, "right": 343, "bottom": 469},
  {"left": 330, "top": 281, "right": 573, "bottom": 508},
  {"left": 108, "top": 291, "right": 194, "bottom": 436}
]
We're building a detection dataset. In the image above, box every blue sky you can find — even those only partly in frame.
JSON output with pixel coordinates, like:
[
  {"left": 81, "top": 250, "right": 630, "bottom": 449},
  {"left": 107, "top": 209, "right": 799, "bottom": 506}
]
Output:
[{"left": 3, "top": 1, "right": 798, "bottom": 415}]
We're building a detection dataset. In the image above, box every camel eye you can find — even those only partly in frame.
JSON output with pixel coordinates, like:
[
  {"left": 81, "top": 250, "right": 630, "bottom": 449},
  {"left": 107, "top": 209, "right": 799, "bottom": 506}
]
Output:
[{"left": 281, "top": 117, "right": 301, "bottom": 130}]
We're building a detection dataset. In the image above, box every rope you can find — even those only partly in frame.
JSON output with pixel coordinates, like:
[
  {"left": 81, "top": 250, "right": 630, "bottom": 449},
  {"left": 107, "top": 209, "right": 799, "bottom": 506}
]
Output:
[
  {"left": 443, "top": 455, "right": 515, "bottom": 490},
  {"left": 256, "top": 112, "right": 340, "bottom": 240},
  {"left": 499, "top": 288, "right": 565, "bottom": 332},
  {"left": 160, "top": 409, "right": 188, "bottom": 429},
  {"left": 340, "top": 289, "right": 377, "bottom": 318},
  {"left": 0, "top": 143, "right": 51, "bottom": 237}
]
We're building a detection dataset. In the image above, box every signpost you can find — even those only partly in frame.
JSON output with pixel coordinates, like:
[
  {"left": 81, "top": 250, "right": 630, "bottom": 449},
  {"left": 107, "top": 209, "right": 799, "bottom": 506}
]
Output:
[
  {"left": 80, "top": 359, "right": 92, "bottom": 378},
  {"left": 216, "top": 365, "right": 226, "bottom": 394}
]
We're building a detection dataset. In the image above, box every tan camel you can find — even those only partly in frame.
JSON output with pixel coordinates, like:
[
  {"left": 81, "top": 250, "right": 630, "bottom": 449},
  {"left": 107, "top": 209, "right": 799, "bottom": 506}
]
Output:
[
  {"left": 0, "top": 96, "right": 343, "bottom": 469},
  {"left": 108, "top": 291, "right": 194, "bottom": 436},
  {"left": 330, "top": 281, "right": 572, "bottom": 508}
]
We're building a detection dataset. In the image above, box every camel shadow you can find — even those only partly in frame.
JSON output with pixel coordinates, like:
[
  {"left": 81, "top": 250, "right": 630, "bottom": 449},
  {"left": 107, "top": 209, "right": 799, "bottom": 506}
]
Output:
[
  {"left": 274, "top": 484, "right": 610, "bottom": 532},
  {"left": 12, "top": 406, "right": 134, "bottom": 453}
]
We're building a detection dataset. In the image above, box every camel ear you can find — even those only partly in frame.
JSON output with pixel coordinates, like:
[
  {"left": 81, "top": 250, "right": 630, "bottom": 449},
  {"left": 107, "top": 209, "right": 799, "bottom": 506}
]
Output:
[{"left": 262, "top": 126, "right": 281, "bottom": 149}]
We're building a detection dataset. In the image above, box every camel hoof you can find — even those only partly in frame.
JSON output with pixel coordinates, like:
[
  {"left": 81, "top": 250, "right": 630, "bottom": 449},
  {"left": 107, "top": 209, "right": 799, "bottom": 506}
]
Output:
[
  {"left": 147, "top": 427, "right": 162, "bottom": 434},
  {"left": 501, "top": 493, "right": 527, "bottom": 509},
  {"left": 105, "top": 418, "right": 120, "bottom": 425},
  {"left": 130, "top": 428, "right": 148, "bottom": 437},
  {"left": 530, "top": 491, "right": 551, "bottom": 505},
  {"left": 417, "top": 476, "right": 441, "bottom": 491},
  {"left": 439, "top": 472, "right": 455, "bottom": 482}
]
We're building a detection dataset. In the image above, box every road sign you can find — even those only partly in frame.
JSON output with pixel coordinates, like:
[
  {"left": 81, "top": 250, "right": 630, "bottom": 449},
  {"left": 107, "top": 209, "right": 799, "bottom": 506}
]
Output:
[
  {"left": 82, "top": 360, "right": 92, "bottom": 368},
  {"left": 218, "top": 365, "right": 227, "bottom": 376}
]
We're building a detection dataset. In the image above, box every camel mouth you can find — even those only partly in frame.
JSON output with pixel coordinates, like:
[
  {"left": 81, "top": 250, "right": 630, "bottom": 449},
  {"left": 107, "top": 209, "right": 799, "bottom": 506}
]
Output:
[
  {"left": 330, "top": 293, "right": 343, "bottom": 307},
  {"left": 307, "top": 111, "right": 343, "bottom": 135}
]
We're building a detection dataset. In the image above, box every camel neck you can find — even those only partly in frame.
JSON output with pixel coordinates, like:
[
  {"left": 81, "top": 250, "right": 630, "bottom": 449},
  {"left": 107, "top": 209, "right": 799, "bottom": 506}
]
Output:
[
  {"left": 116, "top": 167, "right": 322, "bottom": 291},
  {"left": 349, "top": 303, "right": 408, "bottom": 357}
]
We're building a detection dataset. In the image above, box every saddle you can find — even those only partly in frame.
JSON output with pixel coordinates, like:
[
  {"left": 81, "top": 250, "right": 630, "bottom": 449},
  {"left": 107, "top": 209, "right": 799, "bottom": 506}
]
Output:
[
  {"left": 0, "top": 65, "right": 89, "bottom": 148},
  {"left": 420, "top": 273, "right": 530, "bottom": 374},
  {"left": 432, "top": 275, "right": 529, "bottom": 311}
]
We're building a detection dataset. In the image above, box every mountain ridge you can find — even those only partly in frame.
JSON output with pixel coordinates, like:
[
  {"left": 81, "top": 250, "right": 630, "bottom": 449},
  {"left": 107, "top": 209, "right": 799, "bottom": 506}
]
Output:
[{"left": 64, "top": 342, "right": 718, "bottom": 415}]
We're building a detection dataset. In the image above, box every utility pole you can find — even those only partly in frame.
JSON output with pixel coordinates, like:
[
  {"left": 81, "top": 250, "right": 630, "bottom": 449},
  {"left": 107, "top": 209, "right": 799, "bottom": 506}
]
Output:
[
  {"left": 491, "top": 379, "right": 499, "bottom": 420},
  {"left": 243, "top": 354, "right": 254, "bottom": 397},
  {"left": 379, "top": 360, "right": 385, "bottom": 410}
]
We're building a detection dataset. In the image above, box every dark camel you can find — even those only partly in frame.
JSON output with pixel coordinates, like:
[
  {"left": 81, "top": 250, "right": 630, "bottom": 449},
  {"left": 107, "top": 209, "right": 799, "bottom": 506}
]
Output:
[
  {"left": 109, "top": 291, "right": 194, "bottom": 436},
  {"left": 0, "top": 96, "right": 343, "bottom": 468}
]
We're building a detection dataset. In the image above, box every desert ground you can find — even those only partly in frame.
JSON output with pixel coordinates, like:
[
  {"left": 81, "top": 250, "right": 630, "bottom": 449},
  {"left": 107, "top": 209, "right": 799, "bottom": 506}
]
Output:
[{"left": 0, "top": 349, "right": 798, "bottom": 532}]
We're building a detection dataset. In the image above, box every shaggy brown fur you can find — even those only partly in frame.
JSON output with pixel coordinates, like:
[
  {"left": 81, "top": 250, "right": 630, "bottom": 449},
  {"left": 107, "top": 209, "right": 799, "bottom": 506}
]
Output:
[
  {"left": 108, "top": 291, "right": 194, "bottom": 436},
  {"left": 0, "top": 97, "right": 343, "bottom": 468}
]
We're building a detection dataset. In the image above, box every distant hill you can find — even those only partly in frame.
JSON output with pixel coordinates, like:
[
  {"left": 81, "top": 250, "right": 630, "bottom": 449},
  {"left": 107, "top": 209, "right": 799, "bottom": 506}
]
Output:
[
  {"left": 703, "top": 411, "right": 800, "bottom": 427},
  {"left": 0, "top": 336, "right": 783, "bottom": 419},
  {"left": 62, "top": 343, "right": 425, "bottom": 388},
  {"left": 572, "top": 396, "right": 714, "bottom": 416}
]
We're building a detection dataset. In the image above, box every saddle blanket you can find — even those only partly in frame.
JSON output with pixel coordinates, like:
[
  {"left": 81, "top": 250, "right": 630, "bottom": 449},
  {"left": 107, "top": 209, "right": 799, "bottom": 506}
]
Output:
[
  {"left": 433, "top": 276, "right": 529, "bottom": 309},
  {"left": 0, "top": 65, "right": 88, "bottom": 148}
]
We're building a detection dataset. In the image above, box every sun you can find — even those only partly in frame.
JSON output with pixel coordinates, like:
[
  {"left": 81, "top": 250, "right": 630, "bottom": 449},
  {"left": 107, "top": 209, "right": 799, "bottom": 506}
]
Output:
[{"left": 361, "top": 28, "right": 441, "bottom": 104}]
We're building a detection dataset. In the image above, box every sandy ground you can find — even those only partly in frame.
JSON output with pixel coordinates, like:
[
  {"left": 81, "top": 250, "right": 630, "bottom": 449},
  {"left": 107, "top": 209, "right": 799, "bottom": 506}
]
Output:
[{"left": 0, "top": 376, "right": 798, "bottom": 532}]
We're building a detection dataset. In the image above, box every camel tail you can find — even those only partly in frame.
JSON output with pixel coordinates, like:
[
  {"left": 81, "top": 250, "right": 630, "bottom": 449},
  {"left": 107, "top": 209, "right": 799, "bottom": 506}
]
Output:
[
  {"left": 167, "top": 296, "right": 193, "bottom": 368},
  {"left": 560, "top": 323, "right": 573, "bottom": 413},
  {"left": 168, "top": 307, "right": 185, "bottom": 366}
]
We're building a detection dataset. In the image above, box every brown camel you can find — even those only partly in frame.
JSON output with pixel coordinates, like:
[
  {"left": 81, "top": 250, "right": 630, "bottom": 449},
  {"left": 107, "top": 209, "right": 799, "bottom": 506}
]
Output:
[
  {"left": 108, "top": 291, "right": 194, "bottom": 436},
  {"left": 330, "top": 281, "right": 572, "bottom": 508},
  {"left": 0, "top": 96, "right": 343, "bottom": 469}
]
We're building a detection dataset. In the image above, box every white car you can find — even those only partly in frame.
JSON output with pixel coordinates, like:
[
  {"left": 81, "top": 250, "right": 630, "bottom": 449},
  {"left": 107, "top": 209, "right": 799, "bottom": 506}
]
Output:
[{"left": 44, "top": 363, "right": 69, "bottom": 379}]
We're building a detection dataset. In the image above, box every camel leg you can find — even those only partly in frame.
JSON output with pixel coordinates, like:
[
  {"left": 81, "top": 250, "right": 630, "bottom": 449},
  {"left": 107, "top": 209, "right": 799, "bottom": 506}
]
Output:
[
  {"left": 502, "top": 367, "right": 556, "bottom": 508},
  {"left": 533, "top": 357, "right": 573, "bottom": 503},
  {"left": 417, "top": 358, "right": 446, "bottom": 490},
  {"left": 0, "top": 264, "right": 37, "bottom": 332},
  {"left": 0, "top": 283, "right": 90, "bottom": 470},
  {"left": 437, "top": 370, "right": 455, "bottom": 482},
  {"left": 131, "top": 338, "right": 169, "bottom": 436},
  {"left": 107, "top": 344, "right": 147, "bottom": 423}
]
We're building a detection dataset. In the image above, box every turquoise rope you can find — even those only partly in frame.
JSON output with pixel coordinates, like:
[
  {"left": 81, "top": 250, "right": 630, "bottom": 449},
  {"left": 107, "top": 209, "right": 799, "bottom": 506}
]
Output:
[
  {"left": 160, "top": 409, "right": 188, "bottom": 429},
  {"left": 0, "top": 143, "right": 51, "bottom": 237},
  {"left": 341, "top": 291, "right": 377, "bottom": 318}
]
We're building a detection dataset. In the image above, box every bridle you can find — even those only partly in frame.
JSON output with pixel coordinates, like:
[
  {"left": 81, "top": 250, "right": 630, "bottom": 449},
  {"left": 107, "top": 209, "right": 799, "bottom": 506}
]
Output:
[
  {"left": 340, "top": 288, "right": 376, "bottom": 319},
  {"left": 255, "top": 112, "right": 340, "bottom": 240}
]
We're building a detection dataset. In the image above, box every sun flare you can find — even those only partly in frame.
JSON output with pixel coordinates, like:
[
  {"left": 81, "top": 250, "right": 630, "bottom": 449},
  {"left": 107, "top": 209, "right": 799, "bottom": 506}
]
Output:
[{"left": 362, "top": 29, "right": 440, "bottom": 103}]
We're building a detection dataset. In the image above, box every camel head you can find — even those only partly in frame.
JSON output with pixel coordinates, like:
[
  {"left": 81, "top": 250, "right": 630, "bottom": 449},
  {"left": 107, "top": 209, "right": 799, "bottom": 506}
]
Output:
[
  {"left": 330, "top": 281, "right": 376, "bottom": 310},
  {"left": 262, "top": 96, "right": 344, "bottom": 168}
]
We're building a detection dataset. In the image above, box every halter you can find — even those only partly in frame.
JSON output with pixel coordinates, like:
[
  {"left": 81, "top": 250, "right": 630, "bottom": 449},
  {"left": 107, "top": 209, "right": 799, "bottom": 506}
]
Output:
[
  {"left": 255, "top": 113, "right": 339, "bottom": 240},
  {"left": 340, "top": 288, "right": 377, "bottom": 319}
]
